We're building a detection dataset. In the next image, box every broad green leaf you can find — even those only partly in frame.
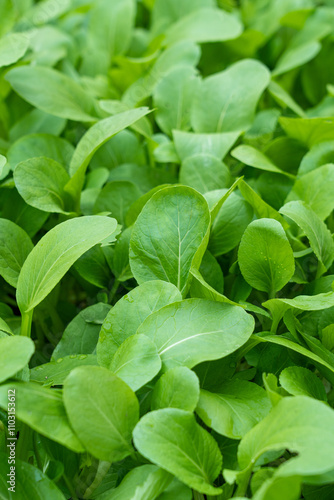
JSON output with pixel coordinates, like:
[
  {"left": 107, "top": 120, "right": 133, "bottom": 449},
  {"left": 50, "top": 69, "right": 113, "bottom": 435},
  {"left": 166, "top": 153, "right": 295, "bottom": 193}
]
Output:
[
  {"left": 7, "top": 133, "right": 74, "bottom": 171},
  {"left": 0, "top": 317, "right": 12, "bottom": 335},
  {"left": 279, "top": 117, "right": 334, "bottom": 147},
  {"left": 0, "top": 454, "right": 66, "bottom": 500},
  {"left": 17, "top": 216, "right": 118, "bottom": 313},
  {"left": 238, "top": 219, "right": 295, "bottom": 296},
  {"left": 0, "top": 336, "right": 34, "bottom": 383},
  {"left": 152, "top": 0, "right": 215, "bottom": 35},
  {"left": 151, "top": 366, "right": 200, "bottom": 411},
  {"left": 6, "top": 66, "right": 97, "bottom": 122},
  {"left": 136, "top": 298, "right": 255, "bottom": 370},
  {"left": 129, "top": 186, "right": 210, "bottom": 297},
  {"left": 65, "top": 107, "right": 151, "bottom": 201},
  {"left": 133, "top": 408, "right": 222, "bottom": 495},
  {"left": 0, "top": 33, "right": 29, "bottom": 68},
  {"left": 14, "top": 157, "right": 71, "bottom": 214},
  {"left": 0, "top": 155, "right": 7, "bottom": 180},
  {"left": 285, "top": 164, "right": 334, "bottom": 220},
  {"left": 0, "top": 218, "right": 33, "bottom": 287},
  {"left": 109, "top": 334, "right": 161, "bottom": 392},
  {"left": 30, "top": 355, "right": 99, "bottom": 386},
  {"left": 238, "top": 180, "right": 289, "bottom": 229},
  {"left": 280, "top": 201, "right": 334, "bottom": 273},
  {"left": 52, "top": 303, "right": 111, "bottom": 360},
  {"left": 209, "top": 191, "right": 253, "bottom": 256},
  {"left": 0, "top": 382, "right": 84, "bottom": 452},
  {"left": 94, "top": 181, "right": 142, "bottom": 225},
  {"left": 238, "top": 396, "right": 334, "bottom": 478},
  {"left": 80, "top": 0, "right": 135, "bottom": 76},
  {"left": 103, "top": 465, "right": 172, "bottom": 500},
  {"left": 274, "top": 41, "right": 321, "bottom": 76},
  {"left": 153, "top": 66, "right": 200, "bottom": 136},
  {"left": 180, "top": 154, "right": 232, "bottom": 194},
  {"left": 64, "top": 366, "right": 139, "bottom": 462},
  {"left": 196, "top": 381, "right": 271, "bottom": 439},
  {"left": 279, "top": 366, "right": 327, "bottom": 401},
  {"left": 173, "top": 130, "right": 240, "bottom": 161},
  {"left": 231, "top": 145, "right": 295, "bottom": 178},
  {"left": 191, "top": 59, "right": 270, "bottom": 133},
  {"left": 206, "top": 178, "right": 244, "bottom": 221},
  {"left": 97, "top": 281, "right": 181, "bottom": 367},
  {"left": 163, "top": 7, "right": 242, "bottom": 46}
]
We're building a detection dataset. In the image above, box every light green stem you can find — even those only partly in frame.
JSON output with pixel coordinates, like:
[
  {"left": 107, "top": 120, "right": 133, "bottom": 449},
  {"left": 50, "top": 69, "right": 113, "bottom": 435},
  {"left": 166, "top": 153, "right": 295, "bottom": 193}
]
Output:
[{"left": 20, "top": 310, "right": 33, "bottom": 337}]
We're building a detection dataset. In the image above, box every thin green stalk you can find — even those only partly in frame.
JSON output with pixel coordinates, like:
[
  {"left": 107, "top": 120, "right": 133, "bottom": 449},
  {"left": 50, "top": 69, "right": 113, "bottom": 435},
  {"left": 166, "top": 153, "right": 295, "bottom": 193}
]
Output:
[
  {"left": 193, "top": 492, "right": 205, "bottom": 500},
  {"left": 20, "top": 310, "right": 33, "bottom": 337},
  {"left": 109, "top": 279, "right": 120, "bottom": 304},
  {"left": 83, "top": 461, "right": 111, "bottom": 499},
  {"left": 63, "top": 473, "right": 79, "bottom": 500}
]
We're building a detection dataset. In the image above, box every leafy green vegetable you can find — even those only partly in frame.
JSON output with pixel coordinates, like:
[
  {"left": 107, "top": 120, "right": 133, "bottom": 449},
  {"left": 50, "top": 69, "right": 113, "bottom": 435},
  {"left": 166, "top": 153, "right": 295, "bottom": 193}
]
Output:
[
  {"left": 130, "top": 186, "right": 210, "bottom": 297},
  {"left": 63, "top": 366, "right": 139, "bottom": 461},
  {"left": 238, "top": 219, "right": 295, "bottom": 297},
  {"left": 133, "top": 408, "right": 222, "bottom": 495},
  {"left": 2, "top": 1, "right": 334, "bottom": 497}
]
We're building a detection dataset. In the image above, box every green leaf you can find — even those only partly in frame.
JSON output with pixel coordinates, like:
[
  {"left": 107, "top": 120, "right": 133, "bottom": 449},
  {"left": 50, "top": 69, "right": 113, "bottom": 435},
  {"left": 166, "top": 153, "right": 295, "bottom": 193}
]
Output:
[
  {"left": 129, "top": 186, "right": 210, "bottom": 297},
  {"left": 254, "top": 334, "right": 334, "bottom": 376},
  {"left": 163, "top": 7, "right": 243, "bottom": 46},
  {"left": 152, "top": 0, "right": 215, "bottom": 35},
  {"left": 97, "top": 281, "right": 181, "bottom": 367},
  {"left": 279, "top": 117, "right": 334, "bottom": 147},
  {"left": 279, "top": 366, "right": 327, "bottom": 401},
  {"left": 231, "top": 145, "right": 295, "bottom": 178},
  {"left": 133, "top": 408, "right": 222, "bottom": 495},
  {"left": 0, "top": 33, "right": 29, "bottom": 68},
  {"left": 63, "top": 366, "right": 139, "bottom": 462},
  {"left": 0, "top": 336, "right": 34, "bottom": 383},
  {"left": 17, "top": 216, "right": 118, "bottom": 313},
  {"left": 80, "top": 0, "right": 135, "bottom": 76},
  {"left": 0, "top": 218, "right": 33, "bottom": 287},
  {"left": 109, "top": 334, "right": 162, "bottom": 392},
  {"left": 103, "top": 465, "right": 172, "bottom": 500},
  {"left": 238, "top": 218, "right": 295, "bottom": 296},
  {"left": 191, "top": 59, "right": 270, "bottom": 133},
  {"left": 65, "top": 107, "right": 151, "bottom": 201},
  {"left": 180, "top": 154, "right": 232, "bottom": 194},
  {"left": 110, "top": 226, "right": 133, "bottom": 282},
  {"left": 238, "top": 180, "right": 289, "bottom": 230},
  {"left": 14, "top": 157, "right": 71, "bottom": 214},
  {"left": 30, "top": 354, "right": 99, "bottom": 386},
  {"left": 285, "top": 164, "right": 334, "bottom": 220},
  {"left": 6, "top": 66, "right": 97, "bottom": 122},
  {"left": 238, "top": 396, "right": 334, "bottom": 478},
  {"left": 52, "top": 303, "right": 111, "bottom": 360},
  {"left": 189, "top": 267, "right": 241, "bottom": 307},
  {"left": 0, "top": 382, "right": 84, "bottom": 452},
  {"left": 151, "top": 366, "right": 200, "bottom": 411},
  {"left": 136, "top": 298, "right": 254, "bottom": 370},
  {"left": 173, "top": 130, "right": 239, "bottom": 162},
  {"left": 209, "top": 191, "right": 253, "bottom": 256},
  {"left": 73, "top": 245, "right": 112, "bottom": 288},
  {"left": 153, "top": 66, "right": 200, "bottom": 136},
  {"left": 94, "top": 181, "right": 142, "bottom": 226},
  {"left": 196, "top": 380, "right": 271, "bottom": 439},
  {"left": 0, "top": 454, "right": 66, "bottom": 500},
  {"left": 280, "top": 201, "right": 334, "bottom": 273},
  {"left": 7, "top": 133, "right": 74, "bottom": 171}
]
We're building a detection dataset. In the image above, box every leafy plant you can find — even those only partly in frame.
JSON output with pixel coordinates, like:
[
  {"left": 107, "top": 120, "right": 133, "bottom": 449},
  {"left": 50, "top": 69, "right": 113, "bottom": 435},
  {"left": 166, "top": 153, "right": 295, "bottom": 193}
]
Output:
[{"left": 1, "top": 1, "right": 334, "bottom": 499}]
